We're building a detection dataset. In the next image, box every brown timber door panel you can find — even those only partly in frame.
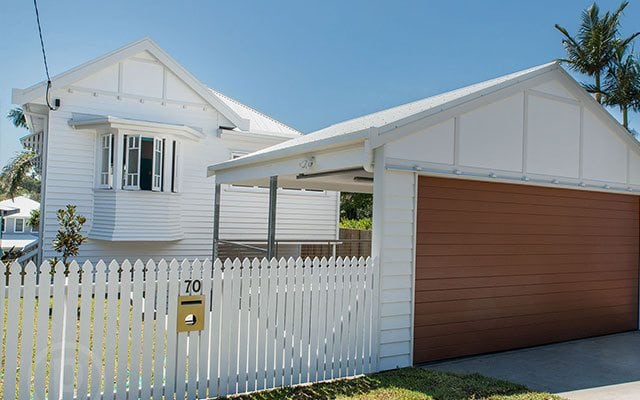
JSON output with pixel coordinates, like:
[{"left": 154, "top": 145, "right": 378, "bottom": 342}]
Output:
[{"left": 414, "top": 176, "right": 639, "bottom": 364}]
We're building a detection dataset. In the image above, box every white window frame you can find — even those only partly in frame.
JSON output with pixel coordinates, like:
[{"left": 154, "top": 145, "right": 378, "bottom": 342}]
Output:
[
  {"left": 152, "top": 138, "right": 164, "bottom": 191},
  {"left": 123, "top": 134, "right": 141, "bottom": 190},
  {"left": 99, "top": 133, "right": 114, "bottom": 188},
  {"left": 14, "top": 218, "right": 24, "bottom": 233}
]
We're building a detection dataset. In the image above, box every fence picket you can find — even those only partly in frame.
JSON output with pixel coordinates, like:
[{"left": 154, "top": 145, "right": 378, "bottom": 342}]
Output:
[
  {"left": 198, "top": 259, "right": 212, "bottom": 399},
  {"left": 208, "top": 259, "right": 223, "bottom": 398},
  {"left": 165, "top": 259, "right": 180, "bottom": 397},
  {"left": 300, "top": 258, "right": 313, "bottom": 384},
  {"left": 140, "top": 260, "right": 157, "bottom": 400},
  {"left": 218, "top": 259, "right": 234, "bottom": 396},
  {"left": 247, "top": 258, "right": 260, "bottom": 393},
  {"left": 291, "top": 258, "right": 304, "bottom": 385},
  {"left": 4, "top": 261, "right": 22, "bottom": 399},
  {"left": 48, "top": 262, "right": 67, "bottom": 400},
  {"left": 187, "top": 259, "right": 202, "bottom": 400},
  {"left": 152, "top": 260, "right": 169, "bottom": 400},
  {"left": 62, "top": 261, "right": 80, "bottom": 399},
  {"left": 89, "top": 261, "right": 107, "bottom": 400},
  {"left": 3, "top": 256, "right": 374, "bottom": 400},
  {"left": 274, "top": 257, "right": 287, "bottom": 387},
  {"left": 18, "top": 262, "right": 37, "bottom": 400},
  {"left": 264, "top": 258, "right": 278, "bottom": 390},
  {"left": 130, "top": 260, "right": 144, "bottom": 398},
  {"left": 238, "top": 258, "right": 251, "bottom": 393},
  {"left": 76, "top": 261, "right": 94, "bottom": 399},
  {"left": 309, "top": 257, "right": 323, "bottom": 382},
  {"left": 228, "top": 258, "right": 243, "bottom": 394},
  {"left": 324, "top": 257, "right": 337, "bottom": 380},
  {"left": 33, "top": 262, "right": 52, "bottom": 400}
]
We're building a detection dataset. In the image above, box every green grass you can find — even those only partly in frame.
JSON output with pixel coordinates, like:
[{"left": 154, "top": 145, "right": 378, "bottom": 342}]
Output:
[{"left": 226, "top": 368, "right": 565, "bottom": 400}]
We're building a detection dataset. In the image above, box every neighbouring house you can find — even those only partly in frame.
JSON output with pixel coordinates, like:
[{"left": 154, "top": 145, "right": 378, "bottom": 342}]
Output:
[
  {"left": 11, "top": 38, "right": 340, "bottom": 263},
  {"left": 0, "top": 196, "right": 39, "bottom": 252},
  {"left": 208, "top": 61, "right": 640, "bottom": 370}
]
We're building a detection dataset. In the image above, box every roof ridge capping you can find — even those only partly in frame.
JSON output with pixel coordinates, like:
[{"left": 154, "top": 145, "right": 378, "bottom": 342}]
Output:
[{"left": 207, "top": 60, "right": 561, "bottom": 175}]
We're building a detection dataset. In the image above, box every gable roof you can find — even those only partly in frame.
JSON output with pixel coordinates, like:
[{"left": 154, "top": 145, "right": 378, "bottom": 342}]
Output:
[
  {"left": 210, "top": 88, "right": 301, "bottom": 137},
  {"left": 12, "top": 38, "right": 252, "bottom": 131},
  {"left": 208, "top": 61, "right": 564, "bottom": 174}
]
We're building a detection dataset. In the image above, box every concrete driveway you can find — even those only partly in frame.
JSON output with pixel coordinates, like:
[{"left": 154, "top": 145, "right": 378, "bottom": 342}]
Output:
[{"left": 424, "top": 331, "right": 640, "bottom": 400}]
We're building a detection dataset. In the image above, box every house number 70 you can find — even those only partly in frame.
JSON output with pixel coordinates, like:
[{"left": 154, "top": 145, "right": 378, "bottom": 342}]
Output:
[{"left": 184, "top": 279, "right": 201, "bottom": 294}]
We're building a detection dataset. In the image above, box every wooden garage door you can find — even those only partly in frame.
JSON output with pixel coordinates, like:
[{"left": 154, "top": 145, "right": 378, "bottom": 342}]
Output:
[{"left": 414, "top": 176, "right": 639, "bottom": 364}]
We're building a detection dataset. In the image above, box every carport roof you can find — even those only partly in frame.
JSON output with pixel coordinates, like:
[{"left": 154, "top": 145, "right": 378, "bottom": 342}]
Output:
[{"left": 208, "top": 61, "right": 559, "bottom": 176}]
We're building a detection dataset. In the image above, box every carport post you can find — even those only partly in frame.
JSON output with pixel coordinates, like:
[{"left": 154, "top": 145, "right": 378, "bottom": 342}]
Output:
[
  {"left": 212, "top": 182, "right": 221, "bottom": 261},
  {"left": 267, "top": 176, "right": 278, "bottom": 259}
]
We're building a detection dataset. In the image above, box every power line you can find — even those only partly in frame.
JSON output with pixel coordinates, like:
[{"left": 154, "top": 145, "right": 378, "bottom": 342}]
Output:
[{"left": 33, "top": 0, "right": 54, "bottom": 111}]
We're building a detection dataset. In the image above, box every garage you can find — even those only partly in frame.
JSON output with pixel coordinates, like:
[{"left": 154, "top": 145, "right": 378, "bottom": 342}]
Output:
[{"left": 414, "top": 176, "right": 639, "bottom": 363}]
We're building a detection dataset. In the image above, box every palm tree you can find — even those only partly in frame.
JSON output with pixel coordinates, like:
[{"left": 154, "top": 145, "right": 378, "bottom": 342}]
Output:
[
  {"left": 555, "top": 2, "right": 639, "bottom": 104},
  {"left": 598, "top": 43, "right": 640, "bottom": 128},
  {"left": 0, "top": 151, "right": 38, "bottom": 200},
  {"left": 7, "top": 107, "right": 26, "bottom": 129}
]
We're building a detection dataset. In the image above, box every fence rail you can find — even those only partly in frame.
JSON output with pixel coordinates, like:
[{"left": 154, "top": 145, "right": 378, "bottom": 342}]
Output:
[{"left": 0, "top": 256, "right": 376, "bottom": 400}]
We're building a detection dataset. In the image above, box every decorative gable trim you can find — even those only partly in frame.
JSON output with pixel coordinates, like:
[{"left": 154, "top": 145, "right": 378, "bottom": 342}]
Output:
[{"left": 12, "top": 38, "right": 250, "bottom": 130}]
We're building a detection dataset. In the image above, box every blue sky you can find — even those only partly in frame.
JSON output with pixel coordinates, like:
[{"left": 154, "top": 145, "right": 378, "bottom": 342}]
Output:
[{"left": 1, "top": 0, "right": 639, "bottom": 166}]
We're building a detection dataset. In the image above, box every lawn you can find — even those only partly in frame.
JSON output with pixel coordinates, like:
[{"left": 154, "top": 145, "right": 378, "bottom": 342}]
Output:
[{"left": 226, "top": 368, "right": 564, "bottom": 400}]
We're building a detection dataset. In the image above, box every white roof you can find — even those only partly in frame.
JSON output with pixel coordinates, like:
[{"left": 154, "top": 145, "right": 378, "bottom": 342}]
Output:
[
  {"left": 210, "top": 89, "right": 301, "bottom": 137},
  {"left": 208, "top": 61, "right": 559, "bottom": 174},
  {"left": 0, "top": 236, "right": 37, "bottom": 251},
  {"left": 0, "top": 196, "right": 40, "bottom": 218}
]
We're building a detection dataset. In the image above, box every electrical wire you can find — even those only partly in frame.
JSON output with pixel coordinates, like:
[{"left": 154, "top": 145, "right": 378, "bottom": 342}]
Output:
[{"left": 33, "top": 0, "right": 55, "bottom": 111}]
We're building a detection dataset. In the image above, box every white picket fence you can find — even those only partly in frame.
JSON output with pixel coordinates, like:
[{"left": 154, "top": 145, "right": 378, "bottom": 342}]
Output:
[{"left": 0, "top": 256, "right": 376, "bottom": 399}]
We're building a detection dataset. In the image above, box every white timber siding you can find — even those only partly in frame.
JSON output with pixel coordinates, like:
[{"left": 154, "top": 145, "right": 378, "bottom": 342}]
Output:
[
  {"left": 372, "top": 146, "right": 416, "bottom": 370},
  {"left": 219, "top": 185, "right": 339, "bottom": 240},
  {"left": 37, "top": 51, "right": 338, "bottom": 263}
]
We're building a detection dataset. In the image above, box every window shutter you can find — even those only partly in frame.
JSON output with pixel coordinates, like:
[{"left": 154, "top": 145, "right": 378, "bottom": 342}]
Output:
[
  {"left": 152, "top": 137, "right": 163, "bottom": 191},
  {"left": 124, "top": 134, "right": 141, "bottom": 189}
]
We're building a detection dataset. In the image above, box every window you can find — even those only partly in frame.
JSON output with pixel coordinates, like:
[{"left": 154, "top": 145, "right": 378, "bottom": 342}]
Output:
[
  {"left": 123, "top": 135, "right": 141, "bottom": 189},
  {"left": 1, "top": 218, "right": 5, "bottom": 233},
  {"left": 14, "top": 218, "right": 24, "bottom": 233},
  {"left": 99, "top": 133, "right": 114, "bottom": 187},
  {"left": 118, "top": 134, "right": 176, "bottom": 192}
]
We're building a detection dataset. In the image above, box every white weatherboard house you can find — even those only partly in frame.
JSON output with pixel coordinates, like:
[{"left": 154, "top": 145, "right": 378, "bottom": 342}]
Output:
[
  {"left": 0, "top": 196, "right": 39, "bottom": 251},
  {"left": 12, "top": 38, "right": 339, "bottom": 263},
  {"left": 210, "top": 62, "right": 640, "bottom": 369}
]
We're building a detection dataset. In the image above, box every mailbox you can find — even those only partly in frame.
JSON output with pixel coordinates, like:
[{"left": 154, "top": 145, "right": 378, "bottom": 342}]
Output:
[{"left": 176, "top": 295, "right": 205, "bottom": 333}]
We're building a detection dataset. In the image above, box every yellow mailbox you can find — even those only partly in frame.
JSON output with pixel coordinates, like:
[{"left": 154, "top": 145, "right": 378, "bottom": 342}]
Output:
[{"left": 176, "top": 295, "right": 205, "bottom": 333}]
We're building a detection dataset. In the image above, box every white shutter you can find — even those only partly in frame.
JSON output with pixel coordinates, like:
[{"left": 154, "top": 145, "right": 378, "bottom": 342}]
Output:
[
  {"left": 152, "top": 138, "right": 163, "bottom": 191},
  {"left": 124, "top": 135, "right": 141, "bottom": 189}
]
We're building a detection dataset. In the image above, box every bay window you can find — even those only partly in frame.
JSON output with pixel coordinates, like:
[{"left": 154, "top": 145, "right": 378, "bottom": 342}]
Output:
[{"left": 98, "top": 132, "right": 178, "bottom": 192}]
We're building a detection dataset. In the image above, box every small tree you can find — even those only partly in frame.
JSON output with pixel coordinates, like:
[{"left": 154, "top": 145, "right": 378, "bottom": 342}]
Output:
[
  {"left": 51, "top": 205, "right": 87, "bottom": 270},
  {"left": 28, "top": 208, "right": 40, "bottom": 232}
]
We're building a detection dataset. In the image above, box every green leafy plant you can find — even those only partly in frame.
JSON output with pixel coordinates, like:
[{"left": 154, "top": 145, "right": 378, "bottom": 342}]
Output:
[
  {"left": 340, "top": 217, "right": 372, "bottom": 230},
  {"left": 27, "top": 208, "right": 40, "bottom": 232},
  {"left": 51, "top": 205, "right": 87, "bottom": 270},
  {"left": 7, "top": 107, "right": 27, "bottom": 129}
]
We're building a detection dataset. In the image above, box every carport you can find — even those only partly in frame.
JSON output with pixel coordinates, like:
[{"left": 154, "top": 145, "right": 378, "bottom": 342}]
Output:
[{"left": 208, "top": 61, "right": 640, "bottom": 371}]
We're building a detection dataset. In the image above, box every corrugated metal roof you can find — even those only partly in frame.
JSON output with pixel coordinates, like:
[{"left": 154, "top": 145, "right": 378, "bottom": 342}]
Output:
[
  {"left": 209, "top": 61, "right": 558, "bottom": 173},
  {"left": 209, "top": 88, "right": 302, "bottom": 137}
]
